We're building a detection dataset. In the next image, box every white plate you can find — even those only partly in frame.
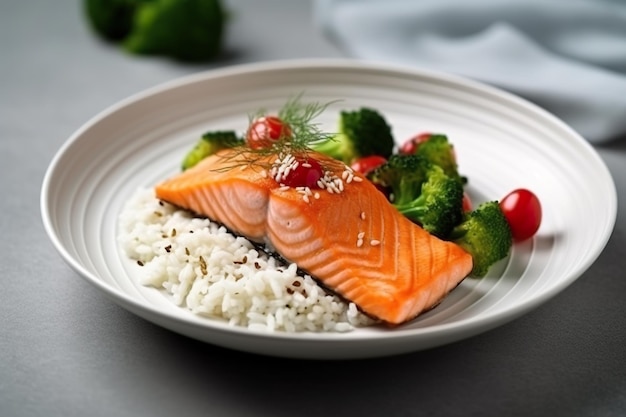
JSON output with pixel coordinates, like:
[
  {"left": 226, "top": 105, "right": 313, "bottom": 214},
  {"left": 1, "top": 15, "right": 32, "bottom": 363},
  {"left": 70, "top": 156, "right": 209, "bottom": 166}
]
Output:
[{"left": 41, "top": 59, "right": 616, "bottom": 359}]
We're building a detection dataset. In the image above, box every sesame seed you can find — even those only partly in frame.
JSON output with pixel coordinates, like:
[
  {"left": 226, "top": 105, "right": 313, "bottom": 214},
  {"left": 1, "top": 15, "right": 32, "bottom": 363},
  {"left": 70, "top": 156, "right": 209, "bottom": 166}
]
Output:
[
  {"left": 277, "top": 164, "right": 286, "bottom": 178},
  {"left": 314, "top": 192, "right": 320, "bottom": 199},
  {"left": 353, "top": 176, "right": 363, "bottom": 182},
  {"left": 360, "top": 212, "right": 366, "bottom": 220},
  {"left": 269, "top": 153, "right": 304, "bottom": 183},
  {"left": 302, "top": 162, "right": 312, "bottom": 168},
  {"left": 370, "top": 239, "right": 381, "bottom": 246},
  {"left": 357, "top": 232, "right": 365, "bottom": 239},
  {"left": 357, "top": 239, "right": 364, "bottom": 247},
  {"left": 302, "top": 194, "right": 310, "bottom": 203}
]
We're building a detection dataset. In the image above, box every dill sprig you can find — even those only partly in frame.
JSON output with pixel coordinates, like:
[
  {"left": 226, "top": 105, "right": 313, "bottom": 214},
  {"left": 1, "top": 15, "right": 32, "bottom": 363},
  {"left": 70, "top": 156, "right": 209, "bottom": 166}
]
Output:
[
  {"left": 207, "top": 94, "right": 341, "bottom": 174},
  {"left": 278, "top": 93, "right": 337, "bottom": 148},
  {"left": 249, "top": 93, "right": 338, "bottom": 156}
]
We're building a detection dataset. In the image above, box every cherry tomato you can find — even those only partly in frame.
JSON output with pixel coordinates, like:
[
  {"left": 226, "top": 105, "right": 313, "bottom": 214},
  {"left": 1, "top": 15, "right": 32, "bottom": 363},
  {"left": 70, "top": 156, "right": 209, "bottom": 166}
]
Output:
[
  {"left": 462, "top": 191, "right": 472, "bottom": 212},
  {"left": 246, "top": 116, "right": 292, "bottom": 150},
  {"left": 281, "top": 156, "right": 324, "bottom": 189},
  {"left": 350, "top": 155, "right": 387, "bottom": 176},
  {"left": 399, "top": 132, "right": 432, "bottom": 155},
  {"left": 499, "top": 188, "right": 542, "bottom": 241}
]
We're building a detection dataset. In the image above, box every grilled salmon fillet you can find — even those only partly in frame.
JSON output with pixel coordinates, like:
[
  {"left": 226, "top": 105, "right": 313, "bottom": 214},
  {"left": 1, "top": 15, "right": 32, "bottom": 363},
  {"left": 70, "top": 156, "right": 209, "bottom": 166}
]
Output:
[{"left": 155, "top": 148, "right": 473, "bottom": 324}]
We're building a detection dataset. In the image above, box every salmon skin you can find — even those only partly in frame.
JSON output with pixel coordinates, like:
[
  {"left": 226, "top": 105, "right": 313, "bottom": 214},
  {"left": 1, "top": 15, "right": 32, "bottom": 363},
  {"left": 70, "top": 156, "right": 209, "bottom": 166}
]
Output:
[{"left": 155, "top": 148, "right": 473, "bottom": 325}]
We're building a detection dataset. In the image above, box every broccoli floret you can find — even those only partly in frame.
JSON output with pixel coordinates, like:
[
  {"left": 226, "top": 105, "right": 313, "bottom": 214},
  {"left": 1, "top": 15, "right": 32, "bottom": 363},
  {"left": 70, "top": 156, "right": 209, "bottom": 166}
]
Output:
[
  {"left": 368, "top": 154, "right": 464, "bottom": 238},
  {"left": 182, "top": 130, "right": 242, "bottom": 170},
  {"left": 413, "top": 134, "right": 465, "bottom": 184},
  {"left": 124, "top": 0, "right": 226, "bottom": 62},
  {"left": 396, "top": 166, "right": 465, "bottom": 238},
  {"left": 84, "top": 0, "right": 143, "bottom": 41},
  {"left": 449, "top": 201, "right": 513, "bottom": 277},
  {"left": 313, "top": 108, "right": 394, "bottom": 164},
  {"left": 84, "top": 0, "right": 227, "bottom": 62}
]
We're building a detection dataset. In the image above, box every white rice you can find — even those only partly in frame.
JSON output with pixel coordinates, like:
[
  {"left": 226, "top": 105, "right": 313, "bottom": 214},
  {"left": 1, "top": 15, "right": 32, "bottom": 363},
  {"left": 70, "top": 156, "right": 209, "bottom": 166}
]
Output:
[{"left": 117, "top": 188, "right": 377, "bottom": 333}]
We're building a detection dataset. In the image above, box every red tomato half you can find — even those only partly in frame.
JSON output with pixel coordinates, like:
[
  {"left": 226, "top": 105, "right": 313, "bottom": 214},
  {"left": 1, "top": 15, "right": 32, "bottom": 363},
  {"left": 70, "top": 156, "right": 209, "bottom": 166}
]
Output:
[
  {"left": 350, "top": 155, "right": 387, "bottom": 176},
  {"left": 281, "top": 157, "right": 324, "bottom": 189},
  {"left": 462, "top": 191, "right": 472, "bottom": 212},
  {"left": 499, "top": 188, "right": 542, "bottom": 241},
  {"left": 246, "top": 116, "right": 292, "bottom": 149}
]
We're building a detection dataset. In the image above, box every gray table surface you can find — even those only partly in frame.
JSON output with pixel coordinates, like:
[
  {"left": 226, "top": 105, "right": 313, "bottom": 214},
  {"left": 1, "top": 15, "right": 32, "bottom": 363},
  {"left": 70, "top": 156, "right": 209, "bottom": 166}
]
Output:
[{"left": 2, "top": 1, "right": 626, "bottom": 416}]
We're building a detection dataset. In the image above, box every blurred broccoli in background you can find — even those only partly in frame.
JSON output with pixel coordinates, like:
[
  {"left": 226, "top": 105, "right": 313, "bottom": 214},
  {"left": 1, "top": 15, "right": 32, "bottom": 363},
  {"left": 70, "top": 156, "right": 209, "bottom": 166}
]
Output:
[
  {"left": 84, "top": 0, "right": 227, "bottom": 62},
  {"left": 84, "top": 0, "right": 139, "bottom": 41}
]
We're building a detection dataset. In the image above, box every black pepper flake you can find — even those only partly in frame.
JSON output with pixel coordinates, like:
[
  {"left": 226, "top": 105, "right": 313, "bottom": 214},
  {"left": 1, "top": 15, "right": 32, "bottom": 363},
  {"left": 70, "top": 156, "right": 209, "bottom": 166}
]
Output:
[
  {"left": 154, "top": 211, "right": 163, "bottom": 217},
  {"left": 171, "top": 228, "right": 177, "bottom": 237},
  {"left": 185, "top": 247, "right": 190, "bottom": 256},
  {"left": 164, "top": 245, "right": 172, "bottom": 253},
  {"left": 292, "top": 280, "right": 301, "bottom": 287},
  {"left": 254, "top": 262, "right": 261, "bottom": 269},
  {"left": 137, "top": 260, "right": 144, "bottom": 267},
  {"left": 286, "top": 288, "right": 294, "bottom": 295}
]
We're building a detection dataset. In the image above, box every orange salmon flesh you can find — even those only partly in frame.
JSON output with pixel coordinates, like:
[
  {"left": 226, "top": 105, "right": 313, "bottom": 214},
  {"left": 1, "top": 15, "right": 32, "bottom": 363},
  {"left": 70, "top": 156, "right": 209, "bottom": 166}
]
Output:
[{"left": 155, "top": 148, "right": 473, "bottom": 325}]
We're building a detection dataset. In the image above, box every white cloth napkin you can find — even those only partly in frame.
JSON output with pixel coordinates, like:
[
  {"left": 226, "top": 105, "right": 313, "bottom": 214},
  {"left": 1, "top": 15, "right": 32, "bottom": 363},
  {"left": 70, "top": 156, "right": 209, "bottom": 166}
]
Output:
[{"left": 315, "top": 0, "right": 626, "bottom": 143}]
